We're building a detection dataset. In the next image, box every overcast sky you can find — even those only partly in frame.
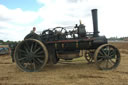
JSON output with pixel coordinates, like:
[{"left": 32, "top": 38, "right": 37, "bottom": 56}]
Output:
[{"left": 0, "top": 0, "right": 128, "bottom": 41}]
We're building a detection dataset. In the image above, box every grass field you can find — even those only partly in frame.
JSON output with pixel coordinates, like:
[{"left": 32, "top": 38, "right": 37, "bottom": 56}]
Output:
[{"left": 0, "top": 42, "right": 127, "bottom": 85}]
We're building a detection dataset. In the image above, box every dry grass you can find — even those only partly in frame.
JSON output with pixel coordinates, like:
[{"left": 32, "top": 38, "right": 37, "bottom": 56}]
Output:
[
  {"left": 0, "top": 42, "right": 127, "bottom": 85},
  {"left": 109, "top": 42, "right": 128, "bottom": 50},
  {"left": 109, "top": 42, "right": 128, "bottom": 54}
]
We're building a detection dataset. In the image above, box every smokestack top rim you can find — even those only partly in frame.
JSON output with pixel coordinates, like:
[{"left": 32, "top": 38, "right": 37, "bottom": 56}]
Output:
[{"left": 91, "top": 9, "right": 97, "bottom": 11}]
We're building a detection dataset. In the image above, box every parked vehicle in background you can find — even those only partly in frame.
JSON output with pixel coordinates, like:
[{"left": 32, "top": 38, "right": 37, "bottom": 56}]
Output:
[{"left": 0, "top": 46, "right": 10, "bottom": 55}]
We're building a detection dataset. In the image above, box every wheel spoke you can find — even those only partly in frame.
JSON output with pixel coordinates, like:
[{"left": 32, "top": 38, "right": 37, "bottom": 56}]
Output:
[
  {"left": 109, "top": 50, "right": 115, "bottom": 57},
  {"left": 97, "top": 59, "right": 106, "bottom": 67},
  {"left": 18, "top": 49, "right": 26, "bottom": 53},
  {"left": 33, "top": 62, "right": 36, "bottom": 71},
  {"left": 106, "top": 60, "right": 109, "bottom": 68},
  {"left": 25, "top": 42, "right": 30, "bottom": 50},
  {"left": 36, "top": 51, "right": 44, "bottom": 55},
  {"left": 20, "top": 53, "right": 28, "bottom": 57},
  {"left": 34, "top": 55, "right": 44, "bottom": 58},
  {"left": 24, "top": 46, "right": 29, "bottom": 53},
  {"left": 34, "top": 42, "right": 37, "bottom": 50},
  {"left": 23, "top": 63, "right": 28, "bottom": 69},
  {"left": 99, "top": 51, "right": 104, "bottom": 56},
  {"left": 33, "top": 63, "right": 36, "bottom": 71},
  {"left": 97, "top": 58, "right": 103, "bottom": 62},
  {"left": 34, "top": 47, "right": 41, "bottom": 54},
  {"left": 30, "top": 43, "right": 34, "bottom": 52},
  {"left": 29, "top": 63, "right": 33, "bottom": 70},
  {"left": 107, "top": 46, "right": 110, "bottom": 56},
  {"left": 108, "top": 59, "right": 113, "bottom": 65},
  {"left": 37, "top": 58, "right": 43, "bottom": 64},
  {"left": 18, "top": 57, "right": 27, "bottom": 61},
  {"left": 101, "top": 49, "right": 107, "bottom": 56},
  {"left": 109, "top": 59, "right": 115, "bottom": 64},
  {"left": 90, "top": 58, "right": 93, "bottom": 62},
  {"left": 31, "top": 63, "right": 35, "bottom": 70},
  {"left": 97, "top": 56, "right": 105, "bottom": 58},
  {"left": 24, "top": 63, "right": 32, "bottom": 71},
  {"left": 33, "top": 58, "right": 41, "bottom": 65}
]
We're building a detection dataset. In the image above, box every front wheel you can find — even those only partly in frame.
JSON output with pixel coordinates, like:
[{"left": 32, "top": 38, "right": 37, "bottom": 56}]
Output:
[{"left": 94, "top": 44, "right": 121, "bottom": 70}]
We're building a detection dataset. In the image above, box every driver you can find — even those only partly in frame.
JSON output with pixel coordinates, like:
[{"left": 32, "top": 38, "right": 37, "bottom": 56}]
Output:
[{"left": 31, "top": 27, "right": 36, "bottom": 33}]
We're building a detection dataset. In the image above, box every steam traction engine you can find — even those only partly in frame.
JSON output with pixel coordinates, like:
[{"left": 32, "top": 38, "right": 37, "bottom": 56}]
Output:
[{"left": 11, "top": 9, "right": 120, "bottom": 72}]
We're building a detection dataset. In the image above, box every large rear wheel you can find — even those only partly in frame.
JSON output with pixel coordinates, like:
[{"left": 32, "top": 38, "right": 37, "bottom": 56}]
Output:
[{"left": 14, "top": 39, "right": 48, "bottom": 72}]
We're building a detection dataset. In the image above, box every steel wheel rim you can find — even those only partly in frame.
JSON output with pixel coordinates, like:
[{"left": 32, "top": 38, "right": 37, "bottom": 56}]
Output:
[
  {"left": 94, "top": 44, "right": 120, "bottom": 70},
  {"left": 14, "top": 39, "right": 48, "bottom": 72}
]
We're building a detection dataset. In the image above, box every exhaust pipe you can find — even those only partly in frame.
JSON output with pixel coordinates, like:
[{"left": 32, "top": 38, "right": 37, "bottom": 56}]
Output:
[{"left": 92, "top": 9, "right": 99, "bottom": 37}]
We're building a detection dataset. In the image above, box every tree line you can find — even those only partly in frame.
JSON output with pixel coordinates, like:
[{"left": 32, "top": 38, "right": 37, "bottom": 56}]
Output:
[
  {"left": 0, "top": 40, "right": 19, "bottom": 45},
  {"left": 108, "top": 37, "right": 128, "bottom": 41}
]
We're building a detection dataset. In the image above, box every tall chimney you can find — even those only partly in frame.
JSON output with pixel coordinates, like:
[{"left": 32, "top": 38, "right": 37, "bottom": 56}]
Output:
[{"left": 92, "top": 9, "right": 99, "bottom": 37}]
